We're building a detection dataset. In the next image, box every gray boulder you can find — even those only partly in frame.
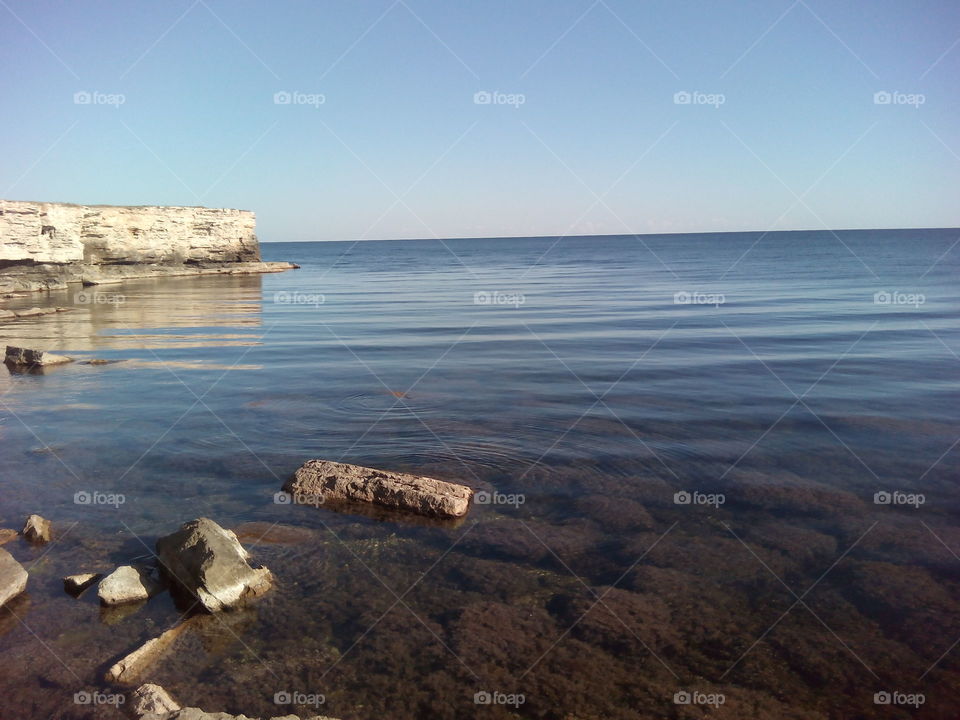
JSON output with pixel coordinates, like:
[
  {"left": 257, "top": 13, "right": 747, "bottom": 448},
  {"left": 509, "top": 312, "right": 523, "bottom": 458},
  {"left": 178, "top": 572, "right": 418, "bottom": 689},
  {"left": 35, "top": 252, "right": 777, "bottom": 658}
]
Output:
[
  {"left": 155, "top": 518, "right": 273, "bottom": 612},
  {"left": 0, "top": 547, "right": 28, "bottom": 607},
  {"left": 98, "top": 565, "right": 164, "bottom": 605},
  {"left": 285, "top": 459, "right": 473, "bottom": 518}
]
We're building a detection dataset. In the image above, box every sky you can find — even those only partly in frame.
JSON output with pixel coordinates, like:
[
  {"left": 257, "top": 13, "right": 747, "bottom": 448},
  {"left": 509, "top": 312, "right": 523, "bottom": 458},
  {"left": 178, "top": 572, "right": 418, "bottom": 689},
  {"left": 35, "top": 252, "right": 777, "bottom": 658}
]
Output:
[{"left": 1, "top": 0, "right": 958, "bottom": 242}]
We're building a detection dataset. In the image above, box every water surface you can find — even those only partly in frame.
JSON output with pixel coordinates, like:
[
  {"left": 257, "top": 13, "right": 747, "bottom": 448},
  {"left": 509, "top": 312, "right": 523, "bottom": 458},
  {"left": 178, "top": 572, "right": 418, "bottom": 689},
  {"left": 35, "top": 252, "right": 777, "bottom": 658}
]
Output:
[{"left": 1, "top": 230, "right": 958, "bottom": 719}]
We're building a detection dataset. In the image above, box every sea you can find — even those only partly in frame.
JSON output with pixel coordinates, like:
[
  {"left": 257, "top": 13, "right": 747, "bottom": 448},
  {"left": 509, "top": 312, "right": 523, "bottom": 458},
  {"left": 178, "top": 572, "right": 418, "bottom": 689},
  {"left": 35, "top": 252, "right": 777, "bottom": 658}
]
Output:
[{"left": 0, "top": 229, "right": 958, "bottom": 719}]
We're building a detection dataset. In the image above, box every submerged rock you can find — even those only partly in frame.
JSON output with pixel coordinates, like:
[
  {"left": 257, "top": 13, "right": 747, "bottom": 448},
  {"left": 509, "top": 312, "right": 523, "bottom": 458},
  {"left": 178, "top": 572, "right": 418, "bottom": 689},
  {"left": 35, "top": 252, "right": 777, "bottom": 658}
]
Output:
[
  {"left": 98, "top": 565, "right": 164, "bottom": 605},
  {"left": 105, "top": 620, "right": 195, "bottom": 684},
  {"left": 156, "top": 518, "right": 273, "bottom": 612},
  {"left": 5, "top": 346, "right": 73, "bottom": 367},
  {"left": 0, "top": 528, "right": 17, "bottom": 545},
  {"left": 63, "top": 572, "right": 101, "bottom": 596},
  {"left": 21, "top": 514, "right": 52, "bottom": 543},
  {"left": 0, "top": 548, "right": 28, "bottom": 607},
  {"left": 285, "top": 459, "right": 473, "bottom": 519}
]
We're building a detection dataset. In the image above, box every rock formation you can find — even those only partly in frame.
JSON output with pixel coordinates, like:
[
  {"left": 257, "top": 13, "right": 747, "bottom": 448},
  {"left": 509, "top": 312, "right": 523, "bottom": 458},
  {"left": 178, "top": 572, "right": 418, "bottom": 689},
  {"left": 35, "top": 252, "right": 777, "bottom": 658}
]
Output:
[
  {"left": 0, "top": 199, "right": 295, "bottom": 293},
  {"left": 285, "top": 459, "right": 474, "bottom": 518}
]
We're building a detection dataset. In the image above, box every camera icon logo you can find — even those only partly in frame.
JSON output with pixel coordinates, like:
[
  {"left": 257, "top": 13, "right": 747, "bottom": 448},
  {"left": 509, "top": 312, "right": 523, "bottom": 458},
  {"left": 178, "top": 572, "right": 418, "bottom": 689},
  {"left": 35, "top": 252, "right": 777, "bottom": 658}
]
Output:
[
  {"left": 673, "top": 291, "right": 691, "bottom": 304},
  {"left": 73, "top": 91, "right": 92, "bottom": 105},
  {"left": 274, "top": 91, "right": 292, "bottom": 105},
  {"left": 673, "top": 691, "right": 691, "bottom": 704},
  {"left": 74, "top": 490, "right": 92, "bottom": 505},
  {"left": 873, "top": 691, "right": 891, "bottom": 705},
  {"left": 74, "top": 691, "right": 92, "bottom": 704},
  {"left": 274, "top": 691, "right": 292, "bottom": 704},
  {"left": 474, "top": 691, "right": 492, "bottom": 704},
  {"left": 273, "top": 492, "right": 292, "bottom": 505},
  {"left": 873, "top": 290, "right": 891, "bottom": 305},
  {"left": 673, "top": 491, "right": 691, "bottom": 505},
  {"left": 473, "top": 91, "right": 492, "bottom": 105},
  {"left": 873, "top": 91, "right": 891, "bottom": 105},
  {"left": 873, "top": 491, "right": 891, "bottom": 505},
  {"left": 673, "top": 91, "right": 691, "bottom": 105},
  {"left": 474, "top": 491, "right": 491, "bottom": 505}
]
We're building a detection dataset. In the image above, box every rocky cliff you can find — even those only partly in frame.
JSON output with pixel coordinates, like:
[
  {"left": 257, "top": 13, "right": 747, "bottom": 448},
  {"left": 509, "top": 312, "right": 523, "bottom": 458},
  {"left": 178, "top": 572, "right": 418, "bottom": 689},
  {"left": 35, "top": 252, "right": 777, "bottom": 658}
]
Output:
[
  {"left": 0, "top": 200, "right": 293, "bottom": 293},
  {"left": 0, "top": 200, "right": 260, "bottom": 265}
]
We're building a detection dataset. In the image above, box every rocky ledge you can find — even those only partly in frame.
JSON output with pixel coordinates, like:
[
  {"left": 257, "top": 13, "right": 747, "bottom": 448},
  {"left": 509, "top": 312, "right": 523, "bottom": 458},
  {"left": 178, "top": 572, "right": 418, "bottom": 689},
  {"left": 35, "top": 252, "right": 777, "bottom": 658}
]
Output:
[{"left": 0, "top": 199, "right": 296, "bottom": 294}]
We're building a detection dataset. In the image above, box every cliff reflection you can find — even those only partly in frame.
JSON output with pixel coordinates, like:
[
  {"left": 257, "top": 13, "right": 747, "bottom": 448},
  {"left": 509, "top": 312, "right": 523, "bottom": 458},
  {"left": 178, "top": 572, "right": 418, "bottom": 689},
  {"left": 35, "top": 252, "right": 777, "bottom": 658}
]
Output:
[{"left": 1, "top": 274, "right": 264, "bottom": 354}]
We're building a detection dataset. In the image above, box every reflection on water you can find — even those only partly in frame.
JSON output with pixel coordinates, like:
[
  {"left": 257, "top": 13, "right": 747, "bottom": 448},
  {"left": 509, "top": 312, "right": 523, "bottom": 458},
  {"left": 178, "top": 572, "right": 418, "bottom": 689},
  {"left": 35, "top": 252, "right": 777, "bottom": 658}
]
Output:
[
  {"left": 0, "top": 231, "right": 959, "bottom": 719},
  {"left": 1, "top": 274, "right": 264, "bottom": 354}
]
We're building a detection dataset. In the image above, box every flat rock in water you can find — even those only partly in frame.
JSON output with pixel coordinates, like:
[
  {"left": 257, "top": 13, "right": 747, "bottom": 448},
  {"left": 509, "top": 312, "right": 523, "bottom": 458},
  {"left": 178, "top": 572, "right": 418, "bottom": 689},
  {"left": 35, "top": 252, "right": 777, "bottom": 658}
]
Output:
[
  {"left": 98, "top": 565, "right": 164, "bottom": 606},
  {"left": 285, "top": 459, "right": 474, "bottom": 519},
  {"left": 156, "top": 518, "right": 273, "bottom": 612},
  {"left": 22, "top": 514, "right": 52, "bottom": 543},
  {"left": 5, "top": 346, "right": 73, "bottom": 367},
  {"left": 0, "top": 548, "right": 28, "bottom": 607},
  {"left": 0, "top": 528, "right": 17, "bottom": 545},
  {"left": 64, "top": 572, "right": 102, "bottom": 596}
]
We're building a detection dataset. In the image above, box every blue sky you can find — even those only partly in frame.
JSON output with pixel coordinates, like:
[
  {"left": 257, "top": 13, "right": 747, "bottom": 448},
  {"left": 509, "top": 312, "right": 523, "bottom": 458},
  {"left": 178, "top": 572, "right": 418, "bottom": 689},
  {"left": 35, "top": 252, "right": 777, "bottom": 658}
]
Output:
[{"left": 1, "top": 0, "right": 958, "bottom": 241}]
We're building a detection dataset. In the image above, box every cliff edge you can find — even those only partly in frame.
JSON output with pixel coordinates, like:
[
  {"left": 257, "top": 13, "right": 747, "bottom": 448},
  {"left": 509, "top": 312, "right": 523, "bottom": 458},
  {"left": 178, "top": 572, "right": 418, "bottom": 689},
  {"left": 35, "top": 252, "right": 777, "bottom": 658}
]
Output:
[{"left": 0, "top": 200, "right": 294, "bottom": 293}]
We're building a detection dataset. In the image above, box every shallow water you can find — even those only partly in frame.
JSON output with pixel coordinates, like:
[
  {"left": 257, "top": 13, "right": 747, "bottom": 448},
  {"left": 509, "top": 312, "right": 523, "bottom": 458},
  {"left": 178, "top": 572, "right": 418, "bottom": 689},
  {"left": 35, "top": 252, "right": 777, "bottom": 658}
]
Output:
[{"left": 1, "top": 230, "right": 959, "bottom": 719}]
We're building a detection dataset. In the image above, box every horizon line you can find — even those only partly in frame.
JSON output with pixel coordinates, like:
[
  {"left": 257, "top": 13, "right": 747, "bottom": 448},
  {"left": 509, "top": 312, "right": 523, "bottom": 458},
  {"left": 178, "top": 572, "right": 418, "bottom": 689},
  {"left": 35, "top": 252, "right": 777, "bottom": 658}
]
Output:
[{"left": 261, "top": 225, "right": 960, "bottom": 243}]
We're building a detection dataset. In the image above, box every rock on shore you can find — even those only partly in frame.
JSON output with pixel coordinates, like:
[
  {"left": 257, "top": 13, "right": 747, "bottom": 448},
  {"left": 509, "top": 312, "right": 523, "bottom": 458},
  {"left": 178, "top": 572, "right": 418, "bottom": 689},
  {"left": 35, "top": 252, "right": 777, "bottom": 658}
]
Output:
[
  {"left": 0, "top": 548, "right": 28, "bottom": 607},
  {"left": 285, "top": 459, "right": 474, "bottom": 519},
  {"left": 156, "top": 518, "right": 273, "bottom": 612}
]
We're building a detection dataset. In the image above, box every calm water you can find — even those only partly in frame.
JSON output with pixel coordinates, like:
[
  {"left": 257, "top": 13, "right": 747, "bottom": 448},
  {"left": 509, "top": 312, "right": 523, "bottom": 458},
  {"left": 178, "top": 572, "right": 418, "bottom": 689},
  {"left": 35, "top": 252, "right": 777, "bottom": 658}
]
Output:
[{"left": 1, "top": 230, "right": 959, "bottom": 719}]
